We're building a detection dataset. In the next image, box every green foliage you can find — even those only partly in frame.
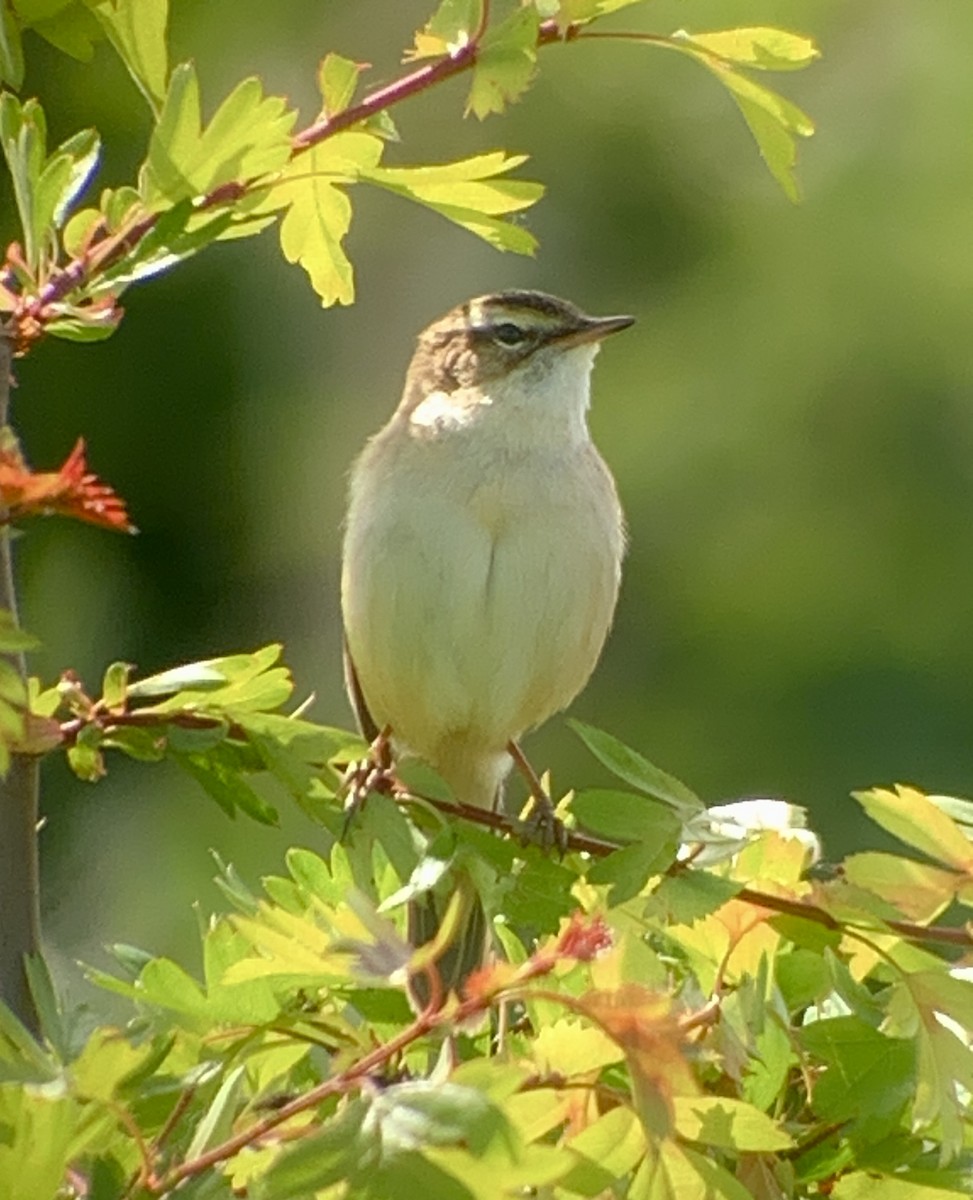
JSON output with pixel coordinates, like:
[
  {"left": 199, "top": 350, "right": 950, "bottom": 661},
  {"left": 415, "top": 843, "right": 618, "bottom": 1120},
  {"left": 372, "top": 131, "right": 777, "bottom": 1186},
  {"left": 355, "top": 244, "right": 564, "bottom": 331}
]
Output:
[
  {"left": 4, "top": 639, "right": 972, "bottom": 1196},
  {"left": 0, "top": 0, "right": 819, "bottom": 340}
]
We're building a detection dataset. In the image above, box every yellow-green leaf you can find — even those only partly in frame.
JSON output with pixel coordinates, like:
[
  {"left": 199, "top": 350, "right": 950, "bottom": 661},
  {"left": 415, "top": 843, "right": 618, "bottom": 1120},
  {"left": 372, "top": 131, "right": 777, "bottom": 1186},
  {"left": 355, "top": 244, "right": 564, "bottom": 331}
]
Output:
[
  {"left": 677, "top": 27, "right": 820, "bottom": 72},
  {"left": 468, "top": 7, "right": 538, "bottom": 119},
  {"left": 317, "top": 52, "right": 363, "bottom": 119},
  {"left": 407, "top": 0, "right": 482, "bottom": 60},
  {"left": 85, "top": 0, "right": 169, "bottom": 114},
  {"left": 700, "top": 62, "right": 813, "bottom": 202},
  {"left": 853, "top": 785, "right": 973, "bottom": 871},
  {"left": 275, "top": 131, "right": 383, "bottom": 306},
  {"left": 363, "top": 151, "right": 543, "bottom": 256},
  {"left": 673, "top": 1096, "right": 794, "bottom": 1152},
  {"left": 141, "top": 64, "right": 296, "bottom": 207}
]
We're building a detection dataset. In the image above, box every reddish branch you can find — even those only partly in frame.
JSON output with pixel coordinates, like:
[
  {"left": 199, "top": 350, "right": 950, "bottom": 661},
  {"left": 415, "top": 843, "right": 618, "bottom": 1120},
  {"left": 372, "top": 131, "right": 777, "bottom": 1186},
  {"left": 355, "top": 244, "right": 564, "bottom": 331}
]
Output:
[
  {"left": 5, "top": 18, "right": 583, "bottom": 353},
  {"left": 145, "top": 913, "right": 609, "bottom": 1194}
]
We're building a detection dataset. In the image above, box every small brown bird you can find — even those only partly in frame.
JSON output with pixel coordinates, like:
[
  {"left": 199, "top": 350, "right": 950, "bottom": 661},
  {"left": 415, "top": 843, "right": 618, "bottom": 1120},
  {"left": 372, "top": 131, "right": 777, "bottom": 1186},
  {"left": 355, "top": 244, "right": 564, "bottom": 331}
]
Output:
[{"left": 341, "top": 290, "right": 632, "bottom": 991}]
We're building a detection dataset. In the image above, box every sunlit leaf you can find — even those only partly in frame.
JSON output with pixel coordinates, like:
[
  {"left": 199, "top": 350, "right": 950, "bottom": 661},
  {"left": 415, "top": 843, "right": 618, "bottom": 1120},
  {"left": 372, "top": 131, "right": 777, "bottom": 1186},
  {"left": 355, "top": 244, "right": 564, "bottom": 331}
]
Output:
[
  {"left": 407, "top": 0, "right": 482, "bottom": 60},
  {"left": 141, "top": 63, "right": 295, "bottom": 207},
  {"left": 467, "top": 7, "right": 539, "bottom": 119},
  {"left": 318, "top": 52, "right": 365, "bottom": 118},
  {"left": 672, "top": 1095, "right": 793, "bottom": 1151},
  {"left": 853, "top": 785, "right": 973, "bottom": 871},
  {"left": 363, "top": 150, "right": 543, "bottom": 256},
  {"left": 84, "top": 0, "right": 168, "bottom": 114},
  {"left": 677, "top": 27, "right": 820, "bottom": 72}
]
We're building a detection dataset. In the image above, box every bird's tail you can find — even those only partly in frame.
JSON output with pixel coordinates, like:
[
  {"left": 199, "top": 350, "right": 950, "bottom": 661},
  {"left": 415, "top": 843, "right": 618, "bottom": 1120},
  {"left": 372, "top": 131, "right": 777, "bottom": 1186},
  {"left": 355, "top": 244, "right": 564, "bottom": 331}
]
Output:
[{"left": 407, "top": 882, "right": 490, "bottom": 1011}]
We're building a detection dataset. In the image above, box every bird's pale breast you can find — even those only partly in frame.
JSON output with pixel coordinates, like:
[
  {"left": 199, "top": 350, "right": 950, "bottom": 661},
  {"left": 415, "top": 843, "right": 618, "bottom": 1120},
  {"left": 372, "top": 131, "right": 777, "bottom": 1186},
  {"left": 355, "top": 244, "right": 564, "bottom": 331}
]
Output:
[{"left": 342, "top": 425, "right": 623, "bottom": 774}]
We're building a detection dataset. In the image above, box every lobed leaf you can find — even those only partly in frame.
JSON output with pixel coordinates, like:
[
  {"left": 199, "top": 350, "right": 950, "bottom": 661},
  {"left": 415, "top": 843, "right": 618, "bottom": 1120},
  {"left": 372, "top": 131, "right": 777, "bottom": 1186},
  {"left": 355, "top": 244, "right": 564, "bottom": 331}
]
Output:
[
  {"left": 853, "top": 785, "right": 973, "bottom": 871},
  {"left": 141, "top": 63, "right": 295, "bottom": 208},
  {"left": 274, "top": 131, "right": 384, "bottom": 306},
  {"left": 407, "top": 0, "right": 482, "bottom": 60},
  {"left": 363, "top": 149, "right": 543, "bottom": 258},
  {"left": 676, "top": 27, "right": 820, "bottom": 72},
  {"left": 84, "top": 0, "right": 169, "bottom": 114},
  {"left": 467, "top": 7, "right": 539, "bottom": 119}
]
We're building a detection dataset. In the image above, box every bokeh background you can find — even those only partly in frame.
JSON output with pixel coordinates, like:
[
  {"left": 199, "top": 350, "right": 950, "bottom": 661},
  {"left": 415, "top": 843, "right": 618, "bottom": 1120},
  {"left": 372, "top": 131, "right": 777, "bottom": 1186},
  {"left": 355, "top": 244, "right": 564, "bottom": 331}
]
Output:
[{"left": 4, "top": 0, "right": 973, "bottom": 985}]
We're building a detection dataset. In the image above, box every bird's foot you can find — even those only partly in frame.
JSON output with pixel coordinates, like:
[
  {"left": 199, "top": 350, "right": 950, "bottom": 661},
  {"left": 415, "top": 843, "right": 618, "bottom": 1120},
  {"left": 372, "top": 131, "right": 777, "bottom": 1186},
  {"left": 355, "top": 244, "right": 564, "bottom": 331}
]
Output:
[
  {"left": 339, "top": 728, "right": 405, "bottom": 837},
  {"left": 515, "top": 792, "right": 569, "bottom": 855},
  {"left": 507, "top": 740, "right": 569, "bottom": 855}
]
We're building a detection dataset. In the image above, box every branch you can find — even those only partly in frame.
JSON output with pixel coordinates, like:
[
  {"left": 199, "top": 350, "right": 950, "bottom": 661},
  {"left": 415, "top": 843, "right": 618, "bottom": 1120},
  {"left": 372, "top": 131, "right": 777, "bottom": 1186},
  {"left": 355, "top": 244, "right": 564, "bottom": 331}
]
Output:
[
  {"left": 396, "top": 787, "right": 973, "bottom": 951},
  {"left": 0, "top": 329, "right": 41, "bottom": 1033},
  {"left": 11, "top": 17, "right": 582, "bottom": 347},
  {"left": 147, "top": 915, "right": 605, "bottom": 1192}
]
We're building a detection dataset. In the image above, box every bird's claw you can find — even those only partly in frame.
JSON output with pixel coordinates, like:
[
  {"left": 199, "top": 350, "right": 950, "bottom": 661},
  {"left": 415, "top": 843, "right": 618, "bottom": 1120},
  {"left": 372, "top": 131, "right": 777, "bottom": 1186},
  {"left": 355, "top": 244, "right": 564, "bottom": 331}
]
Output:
[
  {"left": 515, "top": 793, "right": 569, "bottom": 855},
  {"left": 339, "top": 736, "right": 404, "bottom": 838}
]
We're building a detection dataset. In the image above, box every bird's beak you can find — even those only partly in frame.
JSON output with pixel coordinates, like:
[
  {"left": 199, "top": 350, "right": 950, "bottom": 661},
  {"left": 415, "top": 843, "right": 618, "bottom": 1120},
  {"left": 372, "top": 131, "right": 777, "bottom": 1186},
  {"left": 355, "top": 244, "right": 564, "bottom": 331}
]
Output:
[{"left": 557, "top": 313, "right": 636, "bottom": 348}]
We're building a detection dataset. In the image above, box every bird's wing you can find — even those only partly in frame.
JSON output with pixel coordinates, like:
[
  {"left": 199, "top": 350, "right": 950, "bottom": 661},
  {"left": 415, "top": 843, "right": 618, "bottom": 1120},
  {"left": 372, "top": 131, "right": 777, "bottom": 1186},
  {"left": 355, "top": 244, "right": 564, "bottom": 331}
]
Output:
[{"left": 342, "top": 633, "right": 381, "bottom": 743}]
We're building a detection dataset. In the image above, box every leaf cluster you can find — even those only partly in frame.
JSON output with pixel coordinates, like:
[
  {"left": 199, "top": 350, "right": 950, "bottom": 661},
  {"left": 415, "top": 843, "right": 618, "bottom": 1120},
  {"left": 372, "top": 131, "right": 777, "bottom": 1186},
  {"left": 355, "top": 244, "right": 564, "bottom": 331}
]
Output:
[
  {"left": 2, "top": 640, "right": 972, "bottom": 1198},
  {"left": 1, "top": 0, "right": 818, "bottom": 350}
]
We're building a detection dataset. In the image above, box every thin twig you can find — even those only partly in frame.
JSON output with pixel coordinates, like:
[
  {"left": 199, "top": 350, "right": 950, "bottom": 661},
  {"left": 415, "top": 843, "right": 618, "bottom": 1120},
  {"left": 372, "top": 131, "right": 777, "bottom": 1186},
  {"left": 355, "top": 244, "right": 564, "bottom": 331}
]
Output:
[
  {"left": 0, "top": 327, "right": 40, "bottom": 1033},
  {"left": 14, "top": 17, "right": 583, "bottom": 341}
]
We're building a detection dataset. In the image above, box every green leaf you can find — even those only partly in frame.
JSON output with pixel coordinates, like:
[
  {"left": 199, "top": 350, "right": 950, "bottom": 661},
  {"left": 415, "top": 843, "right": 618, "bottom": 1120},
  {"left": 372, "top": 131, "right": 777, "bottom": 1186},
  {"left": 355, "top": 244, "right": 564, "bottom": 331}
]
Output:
[
  {"left": 0, "top": 610, "right": 38, "bottom": 654},
  {"left": 173, "top": 748, "right": 279, "bottom": 825},
  {"left": 634, "top": 1139, "right": 756, "bottom": 1200},
  {"left": 130, "top": 644, "right": 290, "bottom": 710},
  {"left": 26, "top": 2, "right": 102, "bottom": 62},
  {"left": 573, "top": 787, "right": 682, "bottom": 846},
  {"left": 853, "top": 785, "right": 973, "bottom": 870},
  {"left": 561, "top": 1105, "right": 646, "bottom": 1196},
  {"left": 0, "top": 94, "right": 47, "bottom": 270},
  {"left": 831, "top": 1175, "right": 973, "bottom": 1200},
  {"left": 0, "top": 97, "right": 100, "bottom": 271},
  {"left": 0, "top": 2, "right": 24, "bottom": 88},
  {"left": 642, "top": 869, "right": 742, "bottom": 924},
  {"left": 363, "top": 150, "right": 543, "bottom": 256},
  {"left": 275, "top": 131, "right": 383, "bottom": 306},
  {"left": 468, "top": 7, "right": 539, "bottom": 119},
  {"left": 23, "top": 956, "right": 69, "bottom": 1062},
  {"left": 141, "top": 63, "right": 295, "bottom": 207},
  {"left": 705, "top": 63, "right": 814, "bottom": 201},
  {"left": 569, "top": 720, "right": 702, "bottom": 814},
  {"left": 408, "top": 0, "right": 482, "bottom": 60},
  {"left": 101, "top": 726, "right": 166, "bottom": 762},
  {"left": 800, "top": 1016, "right": 916, "bottom": 1133},
  {"left": 67, "top": 727, "right": 105, "bottom": 781},
  {"left": 586, "top": 838, "right": 678, "bottom": 905},
  {"left": 367, "top": 1080, "right": 509, "bottom": 1154},
  {"left": 843, "top": 852, "right": 958, "bottom": 922},
  {"left": 184, "top": 1064, "right": 246, "bottom": 1159},
  {"left": 318, "top": 52, "right": 364, "bottom": 118},
  {"left": 678, "top": 27, "right": 820, "bottom": 72},
  {"left": 135, "top": 957, "right": 209, "bottom": 1019},
  {"left": 85, "top": 0, "right": 169, "bottom": 114},
  {"left": 0, "top": 1080, "right": 78, "bottom": 1200},
  {"left": 650, "top": 30, "right": 815, "bottom": 202},
  {"left": 255, "top": 1099, "right": 370, "bottom": 1200},
  {"left": 672, "top": 1096, "right": 794, "bottom": 1151},
  {"left": 100, "top": 661, "right": 130, "bottom": 710},
  {"left": 62, "top": 206, "right": 101, "bottom": 257}
]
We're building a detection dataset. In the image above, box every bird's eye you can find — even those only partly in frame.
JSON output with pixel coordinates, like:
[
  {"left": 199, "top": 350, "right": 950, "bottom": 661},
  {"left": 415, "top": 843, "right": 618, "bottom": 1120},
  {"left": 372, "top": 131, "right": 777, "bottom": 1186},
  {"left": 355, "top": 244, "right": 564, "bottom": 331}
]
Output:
[{"left": 492, "top": 322, "right": 526, "bottom": 346}]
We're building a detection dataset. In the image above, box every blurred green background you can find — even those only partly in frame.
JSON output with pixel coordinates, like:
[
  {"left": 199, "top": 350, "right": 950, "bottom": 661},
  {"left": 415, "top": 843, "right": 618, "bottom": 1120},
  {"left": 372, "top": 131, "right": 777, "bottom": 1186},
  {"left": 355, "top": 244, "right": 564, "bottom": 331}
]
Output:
[{"left": 5, "top": 0, "right": 973, "bottom": 984}]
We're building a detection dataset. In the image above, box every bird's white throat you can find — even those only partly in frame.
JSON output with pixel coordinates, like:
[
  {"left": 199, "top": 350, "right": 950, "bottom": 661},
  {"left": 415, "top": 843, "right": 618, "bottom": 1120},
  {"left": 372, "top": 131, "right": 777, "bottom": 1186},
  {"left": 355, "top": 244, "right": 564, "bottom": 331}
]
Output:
[{"left": 408, "top": 341, "right": 601, "bottom": 450}]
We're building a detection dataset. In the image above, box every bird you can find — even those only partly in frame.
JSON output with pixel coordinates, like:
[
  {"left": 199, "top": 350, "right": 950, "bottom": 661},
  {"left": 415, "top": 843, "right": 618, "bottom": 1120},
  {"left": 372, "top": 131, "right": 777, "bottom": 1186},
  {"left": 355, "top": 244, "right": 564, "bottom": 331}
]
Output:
[{"left": 341, "top": 289, "right": 632, "bottom": 995}]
